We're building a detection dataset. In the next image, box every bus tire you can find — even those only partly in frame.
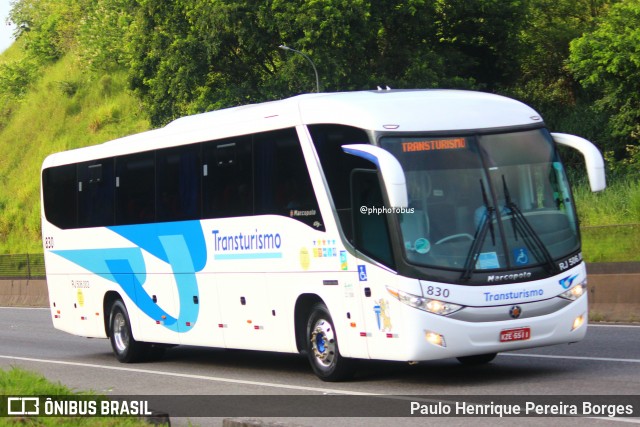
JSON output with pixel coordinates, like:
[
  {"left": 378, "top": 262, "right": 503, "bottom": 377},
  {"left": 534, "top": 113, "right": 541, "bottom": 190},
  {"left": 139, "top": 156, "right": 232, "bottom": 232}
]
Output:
[
  {"left": 108, "top": 299, "right": 148, "bottom": 363},
  {"left": 456, "top": 353, "right": 497, "bottom": 365},
  {"left": 305, "top": 303, "right": 355, "bottom": 382}
]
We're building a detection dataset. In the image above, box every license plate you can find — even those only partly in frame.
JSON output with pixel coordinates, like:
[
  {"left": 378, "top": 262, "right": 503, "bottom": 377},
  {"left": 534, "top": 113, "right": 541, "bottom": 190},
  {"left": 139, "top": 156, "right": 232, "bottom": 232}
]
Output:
[{"left": 500, "top": 327, "right": 531, "bottom": 342}]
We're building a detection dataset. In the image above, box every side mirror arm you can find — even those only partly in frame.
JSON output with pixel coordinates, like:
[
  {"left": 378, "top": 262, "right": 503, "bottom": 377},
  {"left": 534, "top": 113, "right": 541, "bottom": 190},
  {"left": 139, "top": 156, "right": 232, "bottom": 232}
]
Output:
[
  {"left": 342, "top": 144, "right": 408, "bottom": 208},
  {"left": 552, "top": 133, "right": 606, "bottom": 192}
]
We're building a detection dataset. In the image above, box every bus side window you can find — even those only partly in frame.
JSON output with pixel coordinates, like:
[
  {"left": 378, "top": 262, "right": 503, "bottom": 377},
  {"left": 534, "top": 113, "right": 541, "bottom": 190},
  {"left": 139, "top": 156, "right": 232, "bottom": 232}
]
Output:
[
  {"left": 115, "top": 152, "right": 156, "bottom": 225},
  {"left": 156, "top": 145, "right": 201, "bottom": 222},
  {"left": 78, "top": 160, "right": 115, "bottom": 227},
  {"left": 42, "top": 164, "right": 77, "bottom": 229},
  {"left": 202, "top": 135, "right": 253, "bottom": 219},
  {"left": 254, "top": 129, "right": 325, "bottom": 231}
]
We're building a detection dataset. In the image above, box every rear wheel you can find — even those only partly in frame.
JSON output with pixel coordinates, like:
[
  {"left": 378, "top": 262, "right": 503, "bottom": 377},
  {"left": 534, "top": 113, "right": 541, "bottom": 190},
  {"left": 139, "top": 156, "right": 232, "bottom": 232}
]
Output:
[
  {"left": 109, "top": 299, "right": 150, "bottom": 363},
  {"left": 456, "top": 353, "right": 497, "bottom": 365},
  {"left": 305, "top": 303, "right": 355, "bottom": 381}
]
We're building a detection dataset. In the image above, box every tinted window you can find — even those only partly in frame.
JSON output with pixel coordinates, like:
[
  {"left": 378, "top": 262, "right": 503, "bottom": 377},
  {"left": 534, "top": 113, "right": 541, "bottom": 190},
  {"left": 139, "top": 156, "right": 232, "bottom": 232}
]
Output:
[
  {"left": 255, "top": 129, "right": 324, "bottom": 230},
  {"left": 308, "top": 124, "right": 372, "bottom": 239},
  {"left": 78, "top": 160, "right": 115, "bottom": 227},
  {"left": 42, "top": 164, "right": 77, "bottom": 229},
  {"left": 203, "top": 135, "right": 253, "bottom": 218},
  {"left": 157, "top": 145, "right": 201, "bottom": 222},
  {"left": 116, "top": 152, "right": 155, "bottom": 224},
  {"left": 43, "top": 128, "right": 325, "bottom": 231}
]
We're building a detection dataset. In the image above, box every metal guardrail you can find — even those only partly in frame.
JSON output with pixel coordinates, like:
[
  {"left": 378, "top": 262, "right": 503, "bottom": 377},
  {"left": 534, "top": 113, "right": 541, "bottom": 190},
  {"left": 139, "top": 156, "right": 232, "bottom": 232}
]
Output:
[{"left": 0, "top": 253, "right": 46, "bottom": 279}]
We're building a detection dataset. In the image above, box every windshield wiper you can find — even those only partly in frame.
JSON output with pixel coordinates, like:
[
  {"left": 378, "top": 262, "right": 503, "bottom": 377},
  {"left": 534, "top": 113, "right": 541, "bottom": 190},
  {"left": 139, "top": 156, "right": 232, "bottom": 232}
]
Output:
[
  {"left": 502, "top": 176, "right": 559, "bottom": 274},
  {"left": 461, "top": 180, "right": 495, "bottom": 282}
]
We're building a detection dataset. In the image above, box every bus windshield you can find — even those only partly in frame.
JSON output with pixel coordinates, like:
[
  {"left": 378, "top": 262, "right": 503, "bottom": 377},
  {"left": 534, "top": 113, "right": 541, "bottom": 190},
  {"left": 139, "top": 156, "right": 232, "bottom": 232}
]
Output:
[{"left": 380, "top": 128, "right": 579, "bottom": 275}]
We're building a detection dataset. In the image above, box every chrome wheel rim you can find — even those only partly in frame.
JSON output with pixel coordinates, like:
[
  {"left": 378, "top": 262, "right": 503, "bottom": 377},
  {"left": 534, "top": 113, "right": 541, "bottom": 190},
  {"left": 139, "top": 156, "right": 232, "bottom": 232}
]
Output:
[
  {"left": 112, "top": 312, "right": 129, "bottom": 353},
  {"left": 310, "top": 319, "right": 336, "bottom": 368}
]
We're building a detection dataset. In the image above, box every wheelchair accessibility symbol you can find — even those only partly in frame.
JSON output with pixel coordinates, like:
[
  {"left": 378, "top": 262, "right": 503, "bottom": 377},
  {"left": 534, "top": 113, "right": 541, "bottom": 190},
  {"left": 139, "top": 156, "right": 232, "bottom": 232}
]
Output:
[
  {"left": 513, "top": 248, "right": 529, "bottom": 266},
  {"left": 358, "top": 265, "right": 368, "bottom": 281}
]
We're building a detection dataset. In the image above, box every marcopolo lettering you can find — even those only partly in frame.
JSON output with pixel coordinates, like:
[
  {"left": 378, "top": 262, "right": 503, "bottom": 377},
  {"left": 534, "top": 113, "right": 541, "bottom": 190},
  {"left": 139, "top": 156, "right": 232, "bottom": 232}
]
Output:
[{"left": 487, "top": 271, "right": 532, "bottom": 283}]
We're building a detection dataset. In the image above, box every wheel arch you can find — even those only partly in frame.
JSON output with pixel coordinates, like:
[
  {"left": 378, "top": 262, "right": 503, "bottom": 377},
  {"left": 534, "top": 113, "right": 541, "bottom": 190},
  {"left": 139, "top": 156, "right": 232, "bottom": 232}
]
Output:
[
  {"left": 103, "top": 291, "right": 123, "bottom": 337},
  {"left": 294, "top": 293, "right": 325, "bottom": 353}
]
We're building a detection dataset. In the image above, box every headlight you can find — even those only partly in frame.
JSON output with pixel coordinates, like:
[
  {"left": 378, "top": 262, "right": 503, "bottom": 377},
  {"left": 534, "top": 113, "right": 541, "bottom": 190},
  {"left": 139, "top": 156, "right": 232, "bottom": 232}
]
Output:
[
  {"left": 559, "top": 281, "right": 586, "bottom": 301},
  {"left": 387, "top": 287, "right": 463, "bottom": 316}
]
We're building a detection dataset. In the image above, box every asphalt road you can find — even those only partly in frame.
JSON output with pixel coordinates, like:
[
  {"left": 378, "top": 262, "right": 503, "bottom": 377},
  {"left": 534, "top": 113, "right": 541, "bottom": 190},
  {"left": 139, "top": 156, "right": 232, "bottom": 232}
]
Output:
[{"left": 0, "top": 307, "right": 638, "bottom": 426}]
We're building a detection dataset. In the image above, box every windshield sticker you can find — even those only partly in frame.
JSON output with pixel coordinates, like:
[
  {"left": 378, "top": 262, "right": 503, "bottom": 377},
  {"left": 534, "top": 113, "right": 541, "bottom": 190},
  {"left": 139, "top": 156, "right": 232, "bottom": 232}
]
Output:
[
  {"left": 513, "top": 248, "right": 529, "bottom": 266},
  {"left": 401, "top": 138, "right": 466, "bottom": 153},
  {"left": 414, "top": 238, "right": 431, "bottom": 254},
  {"left": 476, "top": 252, "right": 500, "bottom": 269}
]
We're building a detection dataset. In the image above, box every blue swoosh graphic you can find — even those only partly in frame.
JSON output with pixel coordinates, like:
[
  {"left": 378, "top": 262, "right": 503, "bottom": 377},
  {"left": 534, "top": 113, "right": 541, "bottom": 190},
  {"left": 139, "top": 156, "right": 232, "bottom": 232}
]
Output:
[{"left": 52, "top": 220, "right": 207, "bottom": 333}]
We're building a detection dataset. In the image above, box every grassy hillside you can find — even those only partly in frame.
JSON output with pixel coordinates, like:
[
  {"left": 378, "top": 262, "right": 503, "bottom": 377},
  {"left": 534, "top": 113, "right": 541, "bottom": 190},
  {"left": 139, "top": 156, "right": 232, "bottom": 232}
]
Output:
[{"left": 0, "top": 45, "right": 150, "bottom": 254}]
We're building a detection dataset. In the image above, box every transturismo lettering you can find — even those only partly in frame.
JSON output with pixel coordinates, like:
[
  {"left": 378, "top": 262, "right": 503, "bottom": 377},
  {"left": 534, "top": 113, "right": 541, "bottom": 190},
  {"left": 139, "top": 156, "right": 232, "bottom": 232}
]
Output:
[
  {"left": 484, "top": 288, "right": 543, "bottom": 302},
  {"left": 487, "top": 272, "right": 532, "bottom": 282},
  {"left": 212, "top": 229, "right": 282, "bottom": 252}
]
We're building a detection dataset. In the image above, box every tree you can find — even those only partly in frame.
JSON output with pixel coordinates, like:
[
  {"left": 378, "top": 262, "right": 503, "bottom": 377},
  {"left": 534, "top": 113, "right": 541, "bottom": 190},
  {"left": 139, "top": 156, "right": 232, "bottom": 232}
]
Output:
[
  {"left": 76, "top": 0, "right": 136, "bottom": 71},
  {"left": 9, "top": 0, "right": 88, "bottom": 61},
  {"left": 125, "top": 0, "right": 523, "bottom": 126},
  {"left": 515, "top": 0, "right": 612, "bottom": 105},
  {"left": 6, "top": 0, "right": 534, "bottom": 127},
  {"left": 432, "top": 0, "right": 527, "bottom": 89},
  {"left": 569, "top": 0, "right": 640, "bottom": 150}
]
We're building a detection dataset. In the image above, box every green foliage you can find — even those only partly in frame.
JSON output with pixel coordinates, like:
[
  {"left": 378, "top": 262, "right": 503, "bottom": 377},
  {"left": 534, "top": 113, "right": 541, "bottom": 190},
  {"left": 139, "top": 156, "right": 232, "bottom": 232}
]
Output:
[
  {"left": 580, "top": 225, "right": 640, "bottom": 262},
  {"left": 1, "top": 366, "right": 77, "bottom": 395},
  {"left": 0, "top": 56, "right": 38, "bottom": 97},
  {"left": 505, "top": 0, "right": 617, "bottom": 163},
  {"left": 432, "top": 0, "right": 527, "bottom": 88},
  {"left": 9, "top": 0, "right": 88, "bottom": 61},
  {"left": 515, "top": 0, "right": 612, "bottom": 98},
  {"left": 0, "top": 51, "right": 149, "bottom": 254},
  {"left": 3, "top": 0, "right": 640, "bottom": 259},
  {"left": 76, "top": 0, "right": 135, "bottom": 71},
  {"left": 104, "top": 0, "right": 528, "bottom": 125},
  {"left": 0, "top": 54, "right": 39, "bottom": 130},
  {"left": 569, "top": 0, "right": 640, "bottom": 150},
  {"left": 573, "top": 179, "right": 640, "bottom": 226},
  {"left": 573, "top": 178, "right": 640, "bottom": 262}
]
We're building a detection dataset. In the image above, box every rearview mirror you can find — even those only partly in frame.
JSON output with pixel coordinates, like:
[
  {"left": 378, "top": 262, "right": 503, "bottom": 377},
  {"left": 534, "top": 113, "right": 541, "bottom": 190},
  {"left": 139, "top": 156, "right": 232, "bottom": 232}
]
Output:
[
  {"left": 552, "top": 133, "right": 606, "bottom": 192},
  {"left": 342, "top": 144, "right": 408, "bottom": 207}
]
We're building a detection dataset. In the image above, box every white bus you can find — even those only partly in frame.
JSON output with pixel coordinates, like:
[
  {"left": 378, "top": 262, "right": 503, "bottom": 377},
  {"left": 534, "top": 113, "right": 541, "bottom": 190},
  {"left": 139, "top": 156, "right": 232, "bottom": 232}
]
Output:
[{"left": 41, "top": 90, "right": 605, "bottom": 381}]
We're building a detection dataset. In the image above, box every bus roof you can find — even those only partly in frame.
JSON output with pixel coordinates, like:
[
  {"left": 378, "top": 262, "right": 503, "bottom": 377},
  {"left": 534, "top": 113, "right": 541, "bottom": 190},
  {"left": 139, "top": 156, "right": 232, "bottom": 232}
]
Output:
[
  {"left": 166, "top": 89, "right": 542, "bottom": 133},
  {"left": 42, "top": 89, "right": 543, "bottom": 168}
]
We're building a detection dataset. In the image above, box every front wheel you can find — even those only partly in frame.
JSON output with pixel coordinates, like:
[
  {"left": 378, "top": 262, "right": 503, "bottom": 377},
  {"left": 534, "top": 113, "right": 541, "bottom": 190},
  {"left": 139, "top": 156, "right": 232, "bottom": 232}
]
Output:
[
  {"left": 109, "top": 299, "right": 149, "bottom": 363},
  {"left": 456, "top": 353, "right": 497, "bottom": 366},
  {"left": 306, "top": 303, "right": 355, "bottom": 382}
]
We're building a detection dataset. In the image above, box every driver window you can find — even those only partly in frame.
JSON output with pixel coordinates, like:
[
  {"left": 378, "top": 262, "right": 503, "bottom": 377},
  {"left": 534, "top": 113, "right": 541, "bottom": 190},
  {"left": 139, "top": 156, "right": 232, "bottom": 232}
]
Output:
[{"left": 351, "top": 169, "right": 394, "bottom": 268}]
